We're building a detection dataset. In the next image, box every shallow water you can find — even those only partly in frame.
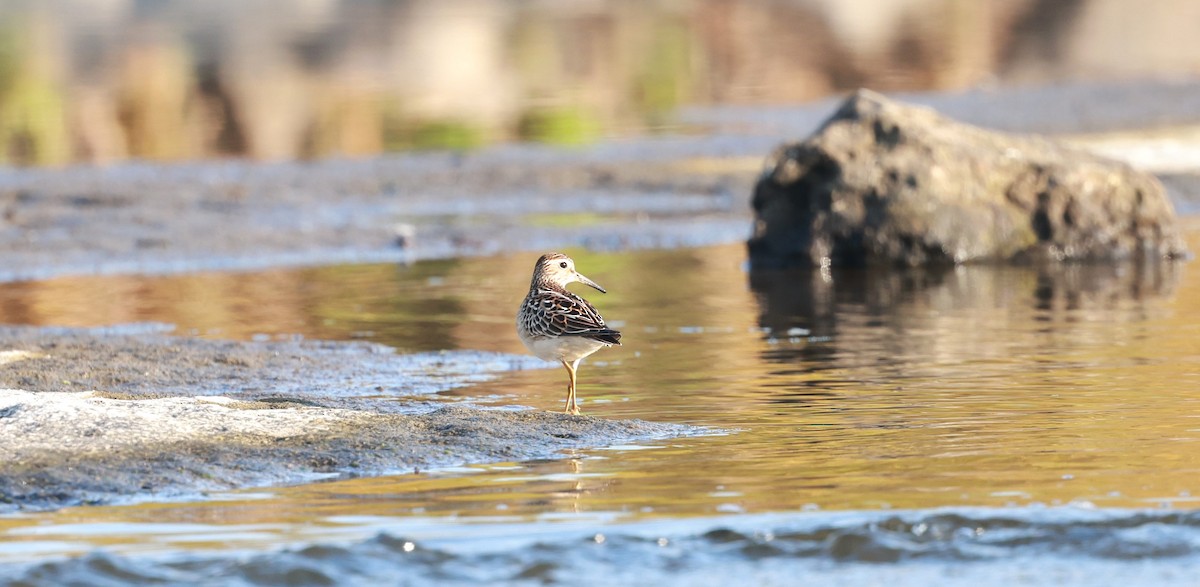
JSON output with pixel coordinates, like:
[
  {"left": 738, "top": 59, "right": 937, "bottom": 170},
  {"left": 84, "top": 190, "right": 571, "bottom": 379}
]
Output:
[{"left": 3, "top": 231, "right": 1200, "bottom": 584}]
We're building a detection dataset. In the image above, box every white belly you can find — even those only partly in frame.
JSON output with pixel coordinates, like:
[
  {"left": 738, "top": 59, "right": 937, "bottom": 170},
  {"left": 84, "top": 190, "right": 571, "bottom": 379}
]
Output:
[{"left": 521, "top": 334, "right": 609, "bottom": 364}]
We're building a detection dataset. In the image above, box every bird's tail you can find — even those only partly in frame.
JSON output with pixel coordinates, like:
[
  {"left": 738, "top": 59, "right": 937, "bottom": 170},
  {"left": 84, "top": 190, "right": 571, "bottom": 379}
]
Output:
[{"left": 588, "top": 329, "right": 622, "bottom": 346}]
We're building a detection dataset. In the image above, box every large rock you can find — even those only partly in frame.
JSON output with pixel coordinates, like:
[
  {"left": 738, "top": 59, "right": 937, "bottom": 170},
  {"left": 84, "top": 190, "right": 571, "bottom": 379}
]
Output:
[{"left": 748, "top": 90, "right": 1190, "bottom": 268}]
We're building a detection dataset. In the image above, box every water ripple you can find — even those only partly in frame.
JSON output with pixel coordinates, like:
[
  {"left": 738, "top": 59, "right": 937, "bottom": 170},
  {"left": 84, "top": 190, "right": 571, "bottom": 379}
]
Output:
[{"left": 7, "top": 508, "right": 1200, "bottom": 586}]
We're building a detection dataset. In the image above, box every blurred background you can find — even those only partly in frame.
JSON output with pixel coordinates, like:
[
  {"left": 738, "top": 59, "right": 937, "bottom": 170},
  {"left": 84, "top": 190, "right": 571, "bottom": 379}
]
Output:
[{"left": 0, "top": 0, "right": 1196, "bottom": 166}]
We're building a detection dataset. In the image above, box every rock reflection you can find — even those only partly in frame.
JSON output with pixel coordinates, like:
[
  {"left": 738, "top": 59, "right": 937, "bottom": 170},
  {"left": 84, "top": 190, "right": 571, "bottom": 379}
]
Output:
[
  {"left": 750, "top": 261, "right": 1183, "bottom": 366},
  {"left": 751, "top": 264, "right": 961, "bottom": 340},
  {"left": 1030, "top": 262, "right": 1181, "bottom": 315}
]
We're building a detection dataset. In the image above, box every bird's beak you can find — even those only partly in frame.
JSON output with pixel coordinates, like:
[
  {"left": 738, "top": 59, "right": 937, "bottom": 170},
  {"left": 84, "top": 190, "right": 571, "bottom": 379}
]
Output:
[{"left": 575, "top": 272, "right": 607, "bottom": 294}]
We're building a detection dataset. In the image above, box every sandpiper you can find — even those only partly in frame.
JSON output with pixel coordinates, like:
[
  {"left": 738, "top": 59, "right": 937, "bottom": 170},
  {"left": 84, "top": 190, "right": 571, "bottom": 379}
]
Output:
[{"left": 517, "top": 253, "right": 621, "bottom": 415}]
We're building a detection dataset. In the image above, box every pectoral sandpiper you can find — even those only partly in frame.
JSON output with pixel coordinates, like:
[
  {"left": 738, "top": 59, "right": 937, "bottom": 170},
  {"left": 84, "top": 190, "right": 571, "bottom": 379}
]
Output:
[{"left": 517, "top": 253, "right": 621, "bottom": 415}]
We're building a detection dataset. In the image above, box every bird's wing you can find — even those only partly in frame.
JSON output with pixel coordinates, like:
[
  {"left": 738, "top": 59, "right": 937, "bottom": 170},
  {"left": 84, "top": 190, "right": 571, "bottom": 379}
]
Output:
[{"left": 525, "top": 289, "right": 622, "bottom": 345}]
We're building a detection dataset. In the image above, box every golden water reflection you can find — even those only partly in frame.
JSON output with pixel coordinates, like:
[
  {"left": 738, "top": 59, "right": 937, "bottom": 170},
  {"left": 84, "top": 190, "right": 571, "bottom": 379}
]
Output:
[{"left": 3, "top": 233, "right": 1200, "bottom": 555}]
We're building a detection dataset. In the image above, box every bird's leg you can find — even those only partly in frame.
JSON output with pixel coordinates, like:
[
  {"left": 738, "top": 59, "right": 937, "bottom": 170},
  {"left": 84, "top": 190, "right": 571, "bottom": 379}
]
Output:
[
  {"left": 562, "top": 360, "right": 577, "bottom": 414},
  {"left": 568, "top": 359, "right": 582, "bottom": 415}
]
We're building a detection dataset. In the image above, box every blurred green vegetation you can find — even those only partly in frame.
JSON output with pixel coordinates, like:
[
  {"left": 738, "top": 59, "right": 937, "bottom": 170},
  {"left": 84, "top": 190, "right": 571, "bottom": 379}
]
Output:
[
  {"left": 403, "top": 120, "right": 487, "bottom": 151},
  {"left": 0, "top": 4, "right": 715, "bottom": 165},
  {"left": 635, "top": 18, "right": 693, "bottom": 123},
  {"left": 0, "top": 0, "right": 1068, "bottom": 166},
  {"left": 517, "top": 108, "right": 602, "bottom": 145},
  {"left": 0, "top": 26, "right": 68, "bottom": 166}
]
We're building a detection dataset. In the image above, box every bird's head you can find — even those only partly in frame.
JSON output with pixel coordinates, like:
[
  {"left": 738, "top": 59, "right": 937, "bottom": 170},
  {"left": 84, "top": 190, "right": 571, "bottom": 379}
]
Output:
[{"left": 532, "top": 252, "right": 606, "bottom": 293}]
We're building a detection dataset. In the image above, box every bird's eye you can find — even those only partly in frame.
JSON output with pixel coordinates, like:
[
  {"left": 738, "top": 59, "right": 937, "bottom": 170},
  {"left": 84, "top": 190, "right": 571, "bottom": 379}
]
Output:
[{"left": 559, "top": 261, "right": 568, "bottom": 269}]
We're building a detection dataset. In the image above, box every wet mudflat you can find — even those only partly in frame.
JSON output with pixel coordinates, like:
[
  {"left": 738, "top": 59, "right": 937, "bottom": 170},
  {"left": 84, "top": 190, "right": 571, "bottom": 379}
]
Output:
[
  {"left": 2, "top": 232, "right": 1200, "bottom": 585},
  {"left": 0, "top": 327, "right": 696, "bottom": 513}
]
